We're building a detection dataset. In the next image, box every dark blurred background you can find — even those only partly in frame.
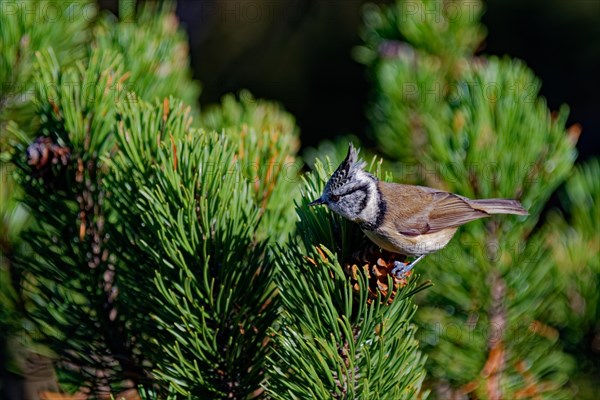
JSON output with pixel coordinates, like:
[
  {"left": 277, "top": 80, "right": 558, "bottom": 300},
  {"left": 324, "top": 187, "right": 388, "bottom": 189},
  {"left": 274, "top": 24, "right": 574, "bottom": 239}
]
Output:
[{"left": 107, "top": 0, "right": 600, "bottom": 160}]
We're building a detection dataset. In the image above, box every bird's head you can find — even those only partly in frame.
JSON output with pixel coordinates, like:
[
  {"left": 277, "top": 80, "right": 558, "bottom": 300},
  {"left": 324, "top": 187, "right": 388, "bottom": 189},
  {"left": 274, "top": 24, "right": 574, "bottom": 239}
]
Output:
[{"left": 309, "top": 143, "right": 378, "bottom": 222}]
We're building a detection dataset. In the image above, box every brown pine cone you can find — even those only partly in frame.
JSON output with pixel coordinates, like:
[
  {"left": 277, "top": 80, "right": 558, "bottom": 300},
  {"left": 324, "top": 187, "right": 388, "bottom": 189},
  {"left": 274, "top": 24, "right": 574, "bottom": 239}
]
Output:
[
  {"left": 26, "top": 136, "right": 70, "bottom": 171},
  {"left": 344, "top": 244, "right": 412, "bottom": 304}
]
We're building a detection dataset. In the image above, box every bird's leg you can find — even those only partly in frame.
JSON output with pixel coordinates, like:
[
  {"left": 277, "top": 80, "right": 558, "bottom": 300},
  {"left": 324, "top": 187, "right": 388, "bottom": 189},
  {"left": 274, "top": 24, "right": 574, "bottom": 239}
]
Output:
[{"left": 392, "top": 255, "right": 426, "bottom": 278}]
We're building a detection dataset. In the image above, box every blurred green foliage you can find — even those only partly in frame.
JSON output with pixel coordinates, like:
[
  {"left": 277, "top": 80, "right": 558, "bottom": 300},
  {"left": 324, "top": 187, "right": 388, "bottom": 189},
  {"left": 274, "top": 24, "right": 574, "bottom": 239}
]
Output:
[{"left": 356, "top": 0, "right": 596, "bottom": 398}]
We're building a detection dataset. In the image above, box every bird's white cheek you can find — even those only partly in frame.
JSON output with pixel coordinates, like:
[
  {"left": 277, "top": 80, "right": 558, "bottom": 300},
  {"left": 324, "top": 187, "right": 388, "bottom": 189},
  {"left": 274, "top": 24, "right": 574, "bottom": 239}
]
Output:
[
  {"left": 330, "top": 203, "right": 353, "bottom": 221},
  {"left": 357, "top": 193, "right": 379, "bottom": 224}
]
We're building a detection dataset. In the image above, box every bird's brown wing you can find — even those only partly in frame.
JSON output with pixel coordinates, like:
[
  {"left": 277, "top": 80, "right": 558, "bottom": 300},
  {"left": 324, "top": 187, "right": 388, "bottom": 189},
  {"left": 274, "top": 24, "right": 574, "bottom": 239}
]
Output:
[
  {"left": 425, "top": 192, "right": 488, "bottom": 233},
  {"left": 379, "top": 182, "right": 488, "bottom": 235}
]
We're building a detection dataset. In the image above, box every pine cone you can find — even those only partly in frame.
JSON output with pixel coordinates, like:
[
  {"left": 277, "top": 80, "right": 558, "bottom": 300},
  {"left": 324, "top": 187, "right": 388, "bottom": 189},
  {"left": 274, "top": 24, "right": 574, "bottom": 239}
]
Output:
[
  {"left": 344, "top": 244, "right": 411, "bottom": 304},
  {"left": 26, "top": 136, "right": 70, "bottom": 171},
  {"left": 26, "top": 137, "right": 71, "bottom": 187}
]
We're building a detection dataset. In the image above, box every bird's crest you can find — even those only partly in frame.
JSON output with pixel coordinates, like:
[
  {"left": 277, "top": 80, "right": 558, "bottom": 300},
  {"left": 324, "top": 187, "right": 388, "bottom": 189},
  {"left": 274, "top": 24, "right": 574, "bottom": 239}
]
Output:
[{"left": 326, "top": 143, "right": 367, "bottom": 193}]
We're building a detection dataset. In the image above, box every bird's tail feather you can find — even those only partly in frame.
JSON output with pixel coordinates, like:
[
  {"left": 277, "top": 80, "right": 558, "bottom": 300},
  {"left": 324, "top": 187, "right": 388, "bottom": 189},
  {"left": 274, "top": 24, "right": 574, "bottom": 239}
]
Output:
[{"left": 469, "top": 199, "right": 528, "bottom": 216}]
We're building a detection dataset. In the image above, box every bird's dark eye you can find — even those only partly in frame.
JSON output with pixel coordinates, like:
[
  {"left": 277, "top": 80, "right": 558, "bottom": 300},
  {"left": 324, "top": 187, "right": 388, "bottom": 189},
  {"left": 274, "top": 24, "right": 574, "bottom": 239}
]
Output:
[{"left": 330, "top": 194, "right": 340, "bottom": 202}]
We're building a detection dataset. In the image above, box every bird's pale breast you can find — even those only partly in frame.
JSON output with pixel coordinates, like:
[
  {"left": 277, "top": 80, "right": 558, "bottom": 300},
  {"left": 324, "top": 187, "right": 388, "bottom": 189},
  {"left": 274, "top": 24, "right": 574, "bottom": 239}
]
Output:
[{"left": 362, "top": 226, "right": 457, "bottom": 256}]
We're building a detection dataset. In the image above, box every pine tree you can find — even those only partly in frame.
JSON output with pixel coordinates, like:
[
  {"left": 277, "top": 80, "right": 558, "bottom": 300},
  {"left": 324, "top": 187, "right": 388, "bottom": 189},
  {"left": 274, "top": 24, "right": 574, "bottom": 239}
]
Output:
[
  {"left": 3, "top": 1, "right": 303, "bottom": 396},
  {"left": 10, "top": 47, "right": 149, "bottom": 393},
  {"left": 1, "top": 1, "right": 96, "bottom": 396},
  {"left": 3, "top": 1, "right": 204, "bottom": 395},
  {"left": 356, "top": 0, "right": 589, "bottom": 398},
  {"left": 102, "top": 93, "right": 299, "bottom": 397}
]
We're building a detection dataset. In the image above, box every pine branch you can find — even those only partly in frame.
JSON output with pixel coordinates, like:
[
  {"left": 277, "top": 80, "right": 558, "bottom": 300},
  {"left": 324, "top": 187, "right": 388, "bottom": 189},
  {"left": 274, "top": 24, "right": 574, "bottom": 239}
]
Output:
[
  {"left": 0, "top": 0, "right": 94, "bottom": 136},
  {"left": 93, "top": 1, "right": 201, "bottom": 113},
  {"left": 355, "top": 0, "right": 486, "bottom": 164},
  {"left": 104, "top": 96, "right": 293, "bottom": 398},
  {"left": 9, "top": 47, "right": 149, "bottom": 394},
  {"left": 268, "top": 156, "right": 430, "bottom": 399},
  {"left": 200, "top": 90, "right": 301, "bottom": 244}
]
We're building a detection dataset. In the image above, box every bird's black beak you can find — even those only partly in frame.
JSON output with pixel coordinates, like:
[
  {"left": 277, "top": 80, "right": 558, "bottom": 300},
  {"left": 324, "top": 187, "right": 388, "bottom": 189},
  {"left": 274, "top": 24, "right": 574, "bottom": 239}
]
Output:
[{"left": 308, "top": 196, "right": 326, "bottom": 206}]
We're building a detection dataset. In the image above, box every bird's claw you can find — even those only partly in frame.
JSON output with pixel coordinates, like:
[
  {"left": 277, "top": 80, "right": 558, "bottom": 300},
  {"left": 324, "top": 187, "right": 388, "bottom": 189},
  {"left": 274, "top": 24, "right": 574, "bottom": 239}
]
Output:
[
  {"left": 391, "top": 255, "right": 425, "bottom": 279},
  {"left": 391, "top": 261, "right": 412, "bottom": 278}
]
